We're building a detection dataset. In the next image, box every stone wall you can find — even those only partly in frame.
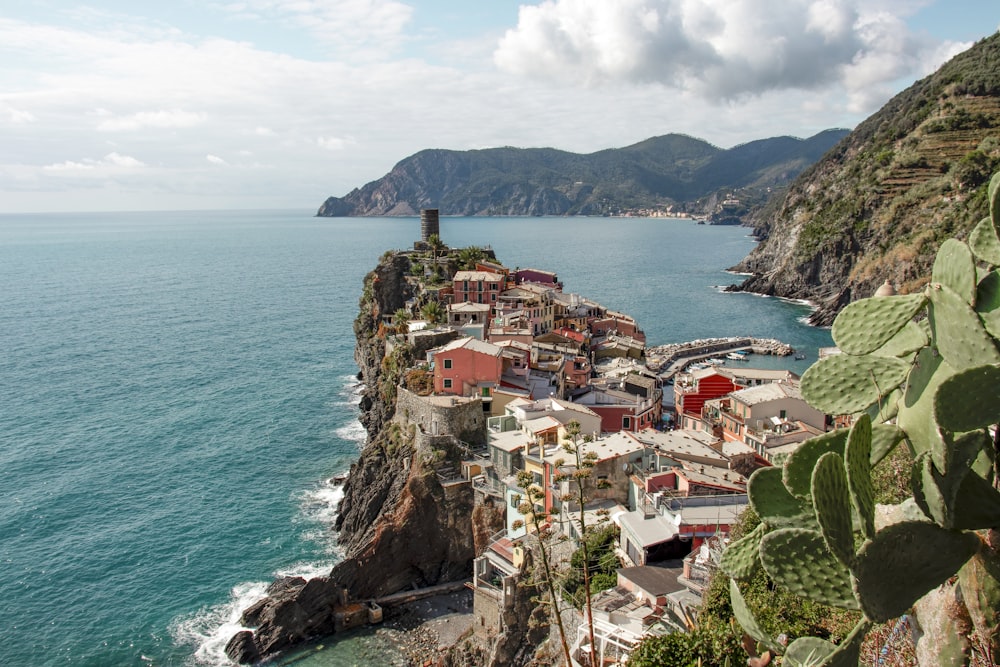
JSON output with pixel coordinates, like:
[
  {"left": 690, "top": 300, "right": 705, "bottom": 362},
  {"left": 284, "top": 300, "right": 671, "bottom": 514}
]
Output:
[{"left": 396, "top": 387, "right": 487, "bottom": 446}]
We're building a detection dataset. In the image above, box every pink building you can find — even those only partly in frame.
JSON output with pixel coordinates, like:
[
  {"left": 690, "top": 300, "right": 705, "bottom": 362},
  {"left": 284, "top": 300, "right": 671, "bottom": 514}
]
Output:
[
  {"left": 433, "top": 336, "right": 503, "bottom": 397},
  {"left": 453, "top": 271, "right": 504, "bottom": 306},
  {"left": 514, "top": 268, "right": 562, "bottom": 291}
]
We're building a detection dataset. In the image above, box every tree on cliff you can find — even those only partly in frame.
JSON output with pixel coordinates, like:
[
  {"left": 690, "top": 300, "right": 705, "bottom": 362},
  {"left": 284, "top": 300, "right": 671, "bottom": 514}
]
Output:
[
  {"left": 554, "top": 420, "right": 608, "bottom": 662},
  {"left": 513, "top": 469, "right": 573, "bottom": 665}
]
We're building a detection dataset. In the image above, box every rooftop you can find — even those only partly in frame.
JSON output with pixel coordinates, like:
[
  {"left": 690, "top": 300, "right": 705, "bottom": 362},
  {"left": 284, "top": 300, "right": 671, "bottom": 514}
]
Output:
[
  {"left": 543, "top": 431, "right": 645, "bottom": 465},
  {"left": 436, "top": 336, "right": 503, "bottom": 357},
  {"left": 449, "top": 301, "right": 491, "bottom": 313},
  {"left": 730, "top": 382, "right": 802, "bottom": 406},
  {"left": 489, "top": 429, "right": 531, "bottom": 453},
  {"left": 454, "top": 270, "right": 504, "bottom": 282},
  {"left": 631, "top": 429, "right": 726, "bottom": 463}
]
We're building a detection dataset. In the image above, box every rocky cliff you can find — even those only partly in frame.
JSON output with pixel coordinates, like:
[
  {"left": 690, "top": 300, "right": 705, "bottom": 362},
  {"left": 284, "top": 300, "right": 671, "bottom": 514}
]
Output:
[
  {"left": 226, "top": 251, "right": 503, "bottom": 664},
  {"left": 316, "top": 131, "right": 847, "bottom": 218},
  {"left": 729, "top": 31, "right": 1000, "bottom": 325}
]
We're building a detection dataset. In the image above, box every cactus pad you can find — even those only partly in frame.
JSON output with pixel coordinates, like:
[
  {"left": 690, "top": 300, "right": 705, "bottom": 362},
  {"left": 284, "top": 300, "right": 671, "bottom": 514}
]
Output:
[
  {"left": 970, "top": 216, "right": 1000, "bottom": 267},
  {"left": 845, "top": 416, "right": 875, "bottom": 540},
  {"left": 720, "top": 523, "right": 765, "bottom": 579},
  {"left": 870, "top": 424, "right": 905, "bottom": 466},
  {"left": 832, "top": 293, "right": 927, "bottom": 355},
  {"left": 749, "top": 467, "right": 812, "bottom": 526},
  {"left": 912, "top": 450, "right": 957, "bottom": 527},
  {"left": 976, "top": 269, "right": 1000, "bottom": 339},
  {"left": 928, "top": 283, "right": 1000, "bottom": 370},
  {"left": 802, "top": 354, "right": 910, "bottom": 416},
  {"left": 873, "top": 320, "right": 928, "bottom": 360},
  {"left": 932, "top": 238, "right": 977, "bottom": 305},
  {"left": 812, "top": 452, "right": 856, "bottom": 567},
  {"left": 783, "top": 637, "right": 835, "bottom": 666},
  {"left": 933, "top": 364, "right": 1000, "bottom": 433},
  {"left": 784, "top": 429, "right": 848, "bottom": 498},
  {"left": 958, "top": 552, "right": 1000, "bottom": 655},
  {"left": 852, "top": 521, "right": 980, "bottom": 622},
  {"left": 897, "top": 348, "right": 954, "bottom": 460},
  {"left": 760, "top": 528, "right": 859, "bottom": 609},
  {"left": 951, "top": 465, "right": 1000, "bottom": 531}
]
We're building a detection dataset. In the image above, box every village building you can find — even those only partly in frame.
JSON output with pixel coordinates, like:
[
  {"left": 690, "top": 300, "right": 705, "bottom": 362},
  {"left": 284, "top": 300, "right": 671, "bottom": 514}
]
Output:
[
  {"left": 571, "top": 386, "right": 661, "bottom": 433},
  {"left": 452, "top": 270, "right": 504, "bottom": 306},
  {"left": 431, "top": 336, "right": 503, "bottom": 400},
  {"left": 714, "top": 382, "right": 825, "bottom": 446},
  {"left": 674, "top": 366, "right": 800, "bottom": 428},
  {"left": 513, "top": 267, "right": 562, "bottom": 291},
  {"left": 447, "top": 301, "right": 491, "bottom": 328}
]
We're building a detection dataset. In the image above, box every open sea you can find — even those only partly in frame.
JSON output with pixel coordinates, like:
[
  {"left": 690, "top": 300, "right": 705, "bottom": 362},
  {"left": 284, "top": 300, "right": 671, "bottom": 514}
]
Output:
[{"left": 0, "top": 210, "right": 832, "bottom": 667}]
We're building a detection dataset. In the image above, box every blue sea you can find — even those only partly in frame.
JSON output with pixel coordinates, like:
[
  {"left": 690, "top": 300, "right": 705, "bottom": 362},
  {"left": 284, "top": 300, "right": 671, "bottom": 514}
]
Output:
[{"left": 0, "top": 211, "right": 832, "bottom": 667}]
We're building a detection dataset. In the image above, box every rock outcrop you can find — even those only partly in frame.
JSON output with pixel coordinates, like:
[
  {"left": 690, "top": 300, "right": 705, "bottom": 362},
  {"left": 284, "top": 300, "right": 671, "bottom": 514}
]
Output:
[{"left": 226, "top": 250, "right": 500, "bottom": 664}]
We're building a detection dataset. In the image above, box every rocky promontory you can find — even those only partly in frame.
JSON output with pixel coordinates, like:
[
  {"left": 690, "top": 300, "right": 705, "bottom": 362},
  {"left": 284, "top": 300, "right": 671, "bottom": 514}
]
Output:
[{"left": 225, "top": 250, "right": 504, "bottom": 664}]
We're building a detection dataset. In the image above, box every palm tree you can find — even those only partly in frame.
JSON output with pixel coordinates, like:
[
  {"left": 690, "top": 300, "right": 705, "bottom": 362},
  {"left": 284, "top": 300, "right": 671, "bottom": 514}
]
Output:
[
  {"left": 427, "top": 233, "right": 445, "bottom": 265},
  {"left": 420, "top": 300, "right": 444, "bottom": 324},
  {"left": 393, "top": 307, "right": 411, "bottom": 334}
]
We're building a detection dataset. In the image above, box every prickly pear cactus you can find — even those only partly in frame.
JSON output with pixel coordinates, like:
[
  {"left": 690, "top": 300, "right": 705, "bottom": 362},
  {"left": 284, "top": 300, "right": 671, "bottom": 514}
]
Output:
[{"left": 722, "top": 172, "right": 1000, "bottom": 666}]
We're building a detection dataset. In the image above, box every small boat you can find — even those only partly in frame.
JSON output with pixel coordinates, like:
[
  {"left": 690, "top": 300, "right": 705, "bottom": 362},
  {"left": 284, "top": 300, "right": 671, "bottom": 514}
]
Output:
[
  {"left": 329, "top": 473, "right": 349, "bottom": 486},
  {"left": 726, "top": 352, "right": 748, "bottom": 361},
  {"left": 794, "top": 353, "right": 806, "bottom": 360}
]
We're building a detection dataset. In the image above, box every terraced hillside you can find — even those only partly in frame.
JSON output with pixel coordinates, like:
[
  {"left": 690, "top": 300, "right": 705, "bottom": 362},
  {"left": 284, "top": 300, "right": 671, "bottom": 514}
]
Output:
[{"left": 732, "top": 31, "right": 1000, "bottom": 324}]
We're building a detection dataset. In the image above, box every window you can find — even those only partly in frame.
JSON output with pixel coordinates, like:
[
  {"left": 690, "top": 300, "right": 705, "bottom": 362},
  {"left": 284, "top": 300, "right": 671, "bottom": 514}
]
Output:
[
  {"left": 443, "top": 358, "right": 452, "bottom": 369},
  {"left": 443, "top": 378, "right": 452, "bottom": 389},
  {"left": 623, "top": 416, "right": 631, "bottom": 430},
  {"left": 779, "top": 409, "right": 787, "bottom": 419},
  {"left": 510, "top": 493, "right": 521, "bottom": 509},
  {"left": 481, "top": 386, "right": 491, "bottom": 397}
]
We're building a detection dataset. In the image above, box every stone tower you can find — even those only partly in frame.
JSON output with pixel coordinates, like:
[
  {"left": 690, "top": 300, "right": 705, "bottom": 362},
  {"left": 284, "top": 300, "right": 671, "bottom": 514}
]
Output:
[{"left": 420, "top": 209, "right": 440, "bottom": 243}]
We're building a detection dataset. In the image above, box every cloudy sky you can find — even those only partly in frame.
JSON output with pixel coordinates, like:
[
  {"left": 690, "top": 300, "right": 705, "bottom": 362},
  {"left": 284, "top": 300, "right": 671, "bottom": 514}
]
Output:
[{"left": 2, "top": 1, "right": 998, "bottom": 213}]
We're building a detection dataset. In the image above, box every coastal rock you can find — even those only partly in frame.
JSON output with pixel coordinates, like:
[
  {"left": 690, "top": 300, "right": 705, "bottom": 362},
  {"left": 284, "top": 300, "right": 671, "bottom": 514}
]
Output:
[
  {"left": 228, "top": 249, "right": 490, "bottom": 663},
  {"left": 224, "top": 631, "right": 260, "bottom": 665},
  {"left": 249, "top": 577, "right": 340, "bottom": 657}
]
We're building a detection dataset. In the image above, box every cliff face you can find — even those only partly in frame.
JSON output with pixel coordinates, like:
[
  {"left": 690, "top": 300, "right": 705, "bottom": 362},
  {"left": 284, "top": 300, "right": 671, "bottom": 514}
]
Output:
[
  {"left": 316, "top": 131, "right": 847, "bottom": 217},
  {"left": 227, "top": 251, "right": 502, "bottom": 664},
  {"left": 730, "top": 32, "right": 1000, "bottom": 325}
]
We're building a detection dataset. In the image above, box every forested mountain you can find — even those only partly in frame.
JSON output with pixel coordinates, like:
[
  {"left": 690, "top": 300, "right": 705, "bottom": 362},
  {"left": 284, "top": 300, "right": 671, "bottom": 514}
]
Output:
[
  {"left": 730, "top": 31, "right": 1000, "bottom": 325},
  {"left": 315, "top": 130, "right": 847, "bottom": 217}
]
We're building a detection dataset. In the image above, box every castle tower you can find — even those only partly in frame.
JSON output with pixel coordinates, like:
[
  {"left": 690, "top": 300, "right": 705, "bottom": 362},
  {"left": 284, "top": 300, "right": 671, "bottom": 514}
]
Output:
[{"left": 420, "top": 209, "right": 440, "bottom": 243}]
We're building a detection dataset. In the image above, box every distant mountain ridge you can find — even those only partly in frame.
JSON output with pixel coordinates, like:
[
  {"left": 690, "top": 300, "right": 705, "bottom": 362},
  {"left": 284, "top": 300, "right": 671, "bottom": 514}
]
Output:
[
  {"left": 316, "top": 130, "right": 849, "bottom": 217},
  {"left": 729, "top": 31, "right": 1000, "bottom": 325}
]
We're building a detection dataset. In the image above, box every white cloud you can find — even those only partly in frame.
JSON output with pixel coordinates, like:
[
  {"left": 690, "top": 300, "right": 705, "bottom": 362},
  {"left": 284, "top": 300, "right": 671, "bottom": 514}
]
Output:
[
  {"left": 44, "top": 160, "right": 95, "bottom": 172},
  {"left": 317, "top": 135, "right": 350, "bottom": 151},
  {"left": 97, "top": 110, "right": 207, "bottom": 132},
  {"left": 103, "top": 152, "right": 146, "bottom": 167},
  {"left": 42, "top": 152, "right": 145, "bottom": 172},
  {"left": 493, "top": 0, "right": 969, "bottom": 106},
  {"left": 2, "top": 104, "right": 35, "bottom": 124},
  {"left": 214, "top": 0, "right": 415, "bottom": 60},
  {"left": 206, "top": 154, "right": 228, "bottom": 165}
]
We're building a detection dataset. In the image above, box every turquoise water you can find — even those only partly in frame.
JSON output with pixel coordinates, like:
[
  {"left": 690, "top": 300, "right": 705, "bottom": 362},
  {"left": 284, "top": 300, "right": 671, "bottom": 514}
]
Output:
[{"left": 0, "top": 211, "right": 831, "bottom": 667}]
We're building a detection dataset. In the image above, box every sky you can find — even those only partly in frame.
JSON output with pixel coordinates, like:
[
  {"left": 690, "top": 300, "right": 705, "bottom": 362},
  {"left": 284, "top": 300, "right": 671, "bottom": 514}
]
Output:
[{"left": 2, "top": 1, "right": 999, "bottom": 213}]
